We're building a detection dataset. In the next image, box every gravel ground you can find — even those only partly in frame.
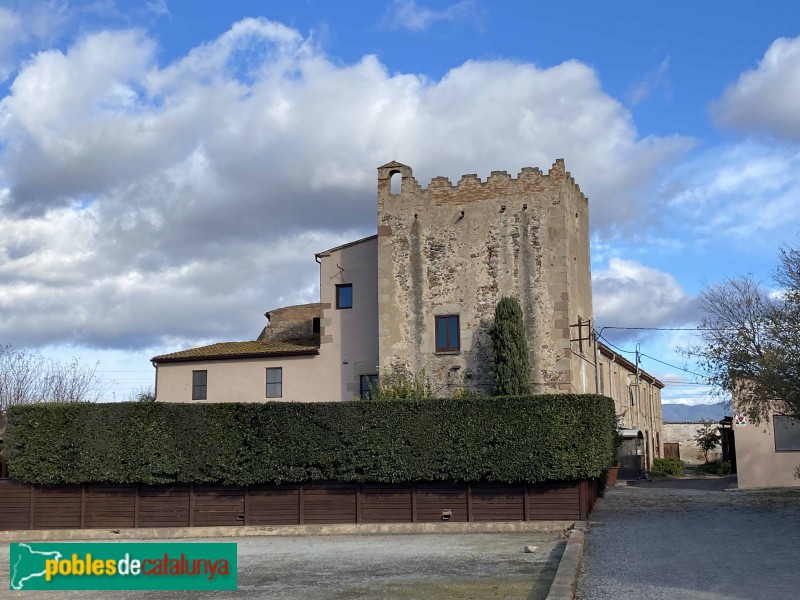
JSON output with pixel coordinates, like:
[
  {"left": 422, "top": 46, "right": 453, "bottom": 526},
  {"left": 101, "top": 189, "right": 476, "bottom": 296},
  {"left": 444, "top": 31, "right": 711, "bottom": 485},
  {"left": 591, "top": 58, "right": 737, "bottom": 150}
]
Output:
[
  {"left": 576, "top": 479, "right": 800, "bottom": 600},
  {"left": 2, "top": 532, "right": 565, "bottom": 599}
]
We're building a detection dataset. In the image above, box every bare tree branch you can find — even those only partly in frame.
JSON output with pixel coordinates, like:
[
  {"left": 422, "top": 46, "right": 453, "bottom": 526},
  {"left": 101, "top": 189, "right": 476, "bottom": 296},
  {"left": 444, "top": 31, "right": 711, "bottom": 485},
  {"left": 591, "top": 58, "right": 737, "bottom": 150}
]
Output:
[{"left": 689, "top": 241, "right": 800, "bottom": 424}]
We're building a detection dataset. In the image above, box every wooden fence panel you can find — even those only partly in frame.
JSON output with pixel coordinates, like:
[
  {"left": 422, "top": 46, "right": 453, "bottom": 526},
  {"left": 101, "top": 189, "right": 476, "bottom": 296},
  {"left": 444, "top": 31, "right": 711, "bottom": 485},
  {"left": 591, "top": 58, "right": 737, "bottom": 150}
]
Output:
[
  {"left": 33, "top": 485, "right": 82, "bottom": 529},
  {"left": 248, "top": 485, "right": 300, "bottom": 525},
  {"left": 192, "top": 486, "right": 245, "bottom": 526},
  {"left": 302, "top": 483, "right": 357, "bottom": 524},
  {"left": 471, "top": 484, "right": 525, "bottom": 522},
  {"left": 361, "top": 484, "right": 413, "bottom": 524},
  {"left": 415, "top": 483, "right": 468, "bottom": 522},
  {"left": 527, "top": 482, "right": 581, "bottom": 521},
  {"left": 85, "top": 484, "right": 137, "bottom": 529},
  {"left": 0, "top": 479, "right": 600, "bottom": 530},
  {"left": 0, "top": 479, "right": 31, "bottom": 530},
  {"left": 137, "top": 485, "right": 190, "bottom": 528}
]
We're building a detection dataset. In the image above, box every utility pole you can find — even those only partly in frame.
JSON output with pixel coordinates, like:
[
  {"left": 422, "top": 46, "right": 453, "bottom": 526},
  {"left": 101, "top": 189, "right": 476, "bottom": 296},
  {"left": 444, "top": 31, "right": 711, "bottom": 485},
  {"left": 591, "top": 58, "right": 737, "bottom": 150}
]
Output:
[{"left": 635, "top": 343, "right": 641, "bottom": 407}]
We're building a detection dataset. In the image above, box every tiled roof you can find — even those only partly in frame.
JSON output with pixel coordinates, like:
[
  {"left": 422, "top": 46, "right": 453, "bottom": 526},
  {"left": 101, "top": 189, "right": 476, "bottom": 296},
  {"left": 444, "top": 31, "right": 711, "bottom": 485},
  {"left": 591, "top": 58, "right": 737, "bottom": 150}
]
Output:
[{"left": 152, "top": 340, "right": 318, "bottom": 363}]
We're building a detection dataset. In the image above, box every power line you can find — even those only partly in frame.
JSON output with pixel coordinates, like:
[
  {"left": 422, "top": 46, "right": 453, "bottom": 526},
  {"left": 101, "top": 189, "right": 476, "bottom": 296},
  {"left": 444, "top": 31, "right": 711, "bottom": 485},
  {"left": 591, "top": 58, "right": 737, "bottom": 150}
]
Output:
[
  {"left": 597, "top": 332, "right": 709, "bottom": 382},
  {"left": 600, "top": 326, "right": 739, "bottom": 332},
  {"left": 596, "top": 334, "right": 635, "bottom": 355},
  {"left": 639, "top": 353, "right": 709, "bottom": 380}
]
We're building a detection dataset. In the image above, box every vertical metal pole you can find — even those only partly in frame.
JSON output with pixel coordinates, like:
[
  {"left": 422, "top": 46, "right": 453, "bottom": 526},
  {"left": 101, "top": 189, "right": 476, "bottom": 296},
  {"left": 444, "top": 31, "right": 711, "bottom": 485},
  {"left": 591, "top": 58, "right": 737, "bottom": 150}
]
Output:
[
  {"left": 593, "top": 325, "right": 601, "bottom": 394},
  {"left": 635, "top": 344, "right": 641, "bottom": 407}
]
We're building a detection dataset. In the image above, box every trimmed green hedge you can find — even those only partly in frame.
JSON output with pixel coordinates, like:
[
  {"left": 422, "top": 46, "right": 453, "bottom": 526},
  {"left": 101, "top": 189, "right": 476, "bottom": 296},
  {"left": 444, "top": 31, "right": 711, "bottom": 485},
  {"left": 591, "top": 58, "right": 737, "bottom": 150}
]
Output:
[{"left": 5, "top": 394, "right": 616, "bottom": 485}]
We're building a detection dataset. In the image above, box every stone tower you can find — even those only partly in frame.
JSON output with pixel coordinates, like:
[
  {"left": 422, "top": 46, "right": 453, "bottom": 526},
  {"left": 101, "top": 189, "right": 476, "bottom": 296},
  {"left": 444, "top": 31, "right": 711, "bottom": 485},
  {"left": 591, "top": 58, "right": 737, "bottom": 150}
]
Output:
[{"left": 376, "top": 159, "right": 594, "bottom": 394}]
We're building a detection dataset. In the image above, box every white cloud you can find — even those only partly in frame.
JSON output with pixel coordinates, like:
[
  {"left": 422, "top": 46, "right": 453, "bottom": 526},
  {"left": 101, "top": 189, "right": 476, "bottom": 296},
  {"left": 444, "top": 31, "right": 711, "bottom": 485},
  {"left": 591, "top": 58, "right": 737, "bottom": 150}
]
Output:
[
  {"left": 662, "top": 141, "right": 800, "bottom": 240},
  {"left": 146, "top": 0, "right": 170, "bottom": 18},
  {"left": 0, "top": 7, "right": 22, "bottom": 79},
  {"left": 713, "top": 36, "right": 800, "bottom": 139},
  {"left": 627, "top": 56, "right": 670, "bottom": 106},
  {"left": 0, "top": 19, "right": 690, "bottom": 350},
  {"left": 0, "top": 2, "right": 68, "bottom": 82},
  {"left": 593, "top": 258, "right": 698, "bottom": 331},
  {"left": 383, "top": 0, "right": 478, "bottom": 32}
]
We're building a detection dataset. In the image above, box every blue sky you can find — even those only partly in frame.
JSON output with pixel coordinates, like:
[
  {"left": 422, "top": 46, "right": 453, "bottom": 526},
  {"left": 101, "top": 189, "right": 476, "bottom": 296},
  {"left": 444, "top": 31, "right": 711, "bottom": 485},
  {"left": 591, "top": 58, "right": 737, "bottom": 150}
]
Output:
[{"left": 1, "top": 0, "right": 799, "bottom": 403}]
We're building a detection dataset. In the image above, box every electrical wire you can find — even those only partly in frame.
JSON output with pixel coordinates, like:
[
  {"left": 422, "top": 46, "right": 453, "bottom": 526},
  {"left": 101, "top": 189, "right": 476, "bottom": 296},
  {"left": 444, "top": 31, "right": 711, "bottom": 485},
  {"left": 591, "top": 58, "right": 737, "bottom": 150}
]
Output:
[
  {"left": 600, "top": 326, "right": 740, "bottom": 332},
  {"left": 639, "top": 353, "right": 709, "bottom": 380},
  {"left": 596, "top": 332, "right": 709, "bottom": 382}
]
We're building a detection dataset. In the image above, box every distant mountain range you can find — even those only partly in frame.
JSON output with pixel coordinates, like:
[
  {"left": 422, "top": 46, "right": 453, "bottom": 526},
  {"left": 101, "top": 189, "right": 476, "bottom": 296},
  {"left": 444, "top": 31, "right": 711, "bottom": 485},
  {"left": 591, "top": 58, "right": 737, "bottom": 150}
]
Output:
[{"left": 662, "top": 401, "right": 730, "bottom": 423}]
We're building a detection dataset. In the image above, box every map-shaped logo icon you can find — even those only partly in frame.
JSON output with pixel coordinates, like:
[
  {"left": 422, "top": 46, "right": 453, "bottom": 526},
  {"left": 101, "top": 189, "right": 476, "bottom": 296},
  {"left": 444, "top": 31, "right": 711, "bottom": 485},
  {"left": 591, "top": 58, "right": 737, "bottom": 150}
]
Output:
[{"left": 10, "top": 543, "right": 63, "bottom": 590}]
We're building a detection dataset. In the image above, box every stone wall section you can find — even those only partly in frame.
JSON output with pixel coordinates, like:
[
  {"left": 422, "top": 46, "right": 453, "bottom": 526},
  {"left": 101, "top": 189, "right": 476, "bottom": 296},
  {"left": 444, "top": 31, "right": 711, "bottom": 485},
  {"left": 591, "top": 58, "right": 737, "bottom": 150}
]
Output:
[
  {"left": 662, "top": 422, "right": 722, "bottom": 464},
  {"left": 258, "top": 303, "right": 322, "bottom": 343},
  {"left": 376, "top": 160, "right": 591, "bottom": 394}
]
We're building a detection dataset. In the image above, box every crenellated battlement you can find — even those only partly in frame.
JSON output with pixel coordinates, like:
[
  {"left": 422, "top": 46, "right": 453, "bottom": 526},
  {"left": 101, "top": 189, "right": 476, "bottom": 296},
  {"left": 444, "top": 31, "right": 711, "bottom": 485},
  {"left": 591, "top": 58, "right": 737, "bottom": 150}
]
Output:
[{"left": 377, "top": 159, "right": 586, "bottom": 204}]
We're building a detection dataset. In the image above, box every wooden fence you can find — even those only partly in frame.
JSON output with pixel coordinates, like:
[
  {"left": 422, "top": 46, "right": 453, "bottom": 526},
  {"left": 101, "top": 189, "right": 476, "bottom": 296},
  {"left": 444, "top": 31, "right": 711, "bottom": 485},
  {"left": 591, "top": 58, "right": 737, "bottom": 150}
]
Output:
[{"left": 0, "top": 479, "right": 599, "bottom": 531}]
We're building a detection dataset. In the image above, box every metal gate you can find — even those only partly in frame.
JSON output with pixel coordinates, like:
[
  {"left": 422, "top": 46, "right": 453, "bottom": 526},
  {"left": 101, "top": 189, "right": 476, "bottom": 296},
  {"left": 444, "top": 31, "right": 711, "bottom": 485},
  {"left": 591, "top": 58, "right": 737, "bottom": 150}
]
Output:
[{"left": 618, "top": 434, "right": 645, "bottom": 480}]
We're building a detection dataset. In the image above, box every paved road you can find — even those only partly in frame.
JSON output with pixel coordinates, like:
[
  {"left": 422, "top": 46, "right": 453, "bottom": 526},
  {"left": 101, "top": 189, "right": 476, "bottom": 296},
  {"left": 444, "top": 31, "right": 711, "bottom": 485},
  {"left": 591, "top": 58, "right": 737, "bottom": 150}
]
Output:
[
  {"left": 577, "top": 479, "right": 800, "bottom": 599},
  {"left": 1, "top": 532, "right": 565, "bottom": 599}
]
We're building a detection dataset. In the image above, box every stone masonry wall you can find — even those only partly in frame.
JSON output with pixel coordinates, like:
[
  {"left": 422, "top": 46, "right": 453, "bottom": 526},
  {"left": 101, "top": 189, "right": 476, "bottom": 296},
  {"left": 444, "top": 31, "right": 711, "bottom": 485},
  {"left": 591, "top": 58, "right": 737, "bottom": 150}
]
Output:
[{"left": 376, "top": 160, "right": 592, "bottom": 395}]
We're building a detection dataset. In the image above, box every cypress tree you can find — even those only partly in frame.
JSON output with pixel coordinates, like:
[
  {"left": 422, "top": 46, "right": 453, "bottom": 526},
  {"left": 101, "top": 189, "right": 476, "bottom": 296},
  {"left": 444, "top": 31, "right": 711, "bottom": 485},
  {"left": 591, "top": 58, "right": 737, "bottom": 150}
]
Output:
[{"left": 489, "top": 296, "right": 532, "bottom": 395}]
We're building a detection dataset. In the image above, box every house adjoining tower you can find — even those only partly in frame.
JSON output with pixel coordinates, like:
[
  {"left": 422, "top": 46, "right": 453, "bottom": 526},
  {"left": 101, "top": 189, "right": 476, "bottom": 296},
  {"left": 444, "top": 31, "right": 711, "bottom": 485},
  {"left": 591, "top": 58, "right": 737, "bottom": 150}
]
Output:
[
  {"left": 376, "top": 159, "right": 593, "bottom": 394},
  {"left": 152, "top": 157, "right": 663, "bottom": 465}
]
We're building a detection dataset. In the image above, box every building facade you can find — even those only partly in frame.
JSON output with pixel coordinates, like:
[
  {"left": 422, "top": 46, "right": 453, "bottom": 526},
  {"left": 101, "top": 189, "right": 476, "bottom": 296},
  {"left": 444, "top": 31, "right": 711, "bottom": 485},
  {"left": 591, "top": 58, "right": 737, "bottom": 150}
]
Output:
[
  {"left": 597, "top": 344, "right": 664, "bottom": 472},
  {"left": 152, "top": 159, "right": 663, "bottom": 462},
  {"left": 376, "top": 159, "right": 592, "bottom": 394},
  {"left": 733, "top": 406, "right": 800, "bottom": 489},
  {"left": 154, "top": 236, "right": 378, "bottom": 403}
]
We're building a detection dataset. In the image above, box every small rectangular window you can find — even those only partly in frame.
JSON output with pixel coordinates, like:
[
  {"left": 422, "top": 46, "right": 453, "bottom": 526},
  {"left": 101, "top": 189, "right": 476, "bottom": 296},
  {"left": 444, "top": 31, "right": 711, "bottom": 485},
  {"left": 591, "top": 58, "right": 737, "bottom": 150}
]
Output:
[
  {"left": 312, "top": 317, "right": 321, "bottom": 334},
  {"left": 360, "top": 374, "right": 379, "bottom": 400},
  {"left": 266, "top": 367, "right": 283, "bottom": 398},
  {"left": 435, "top": 315, "right": 460, "bottom": 352},
  {"left": 336, "top": 284, "right": 353, "bottom": 309},
  {"left": 192, "top": 370, "right": 207, "bottom": 400},
  {"left": 774, "top": 415, "right": 800, "bottom": 451}
]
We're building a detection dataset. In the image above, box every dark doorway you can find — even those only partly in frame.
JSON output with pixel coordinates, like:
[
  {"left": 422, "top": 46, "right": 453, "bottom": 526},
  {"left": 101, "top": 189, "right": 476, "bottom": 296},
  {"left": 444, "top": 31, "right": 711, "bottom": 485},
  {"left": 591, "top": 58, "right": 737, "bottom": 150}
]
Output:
[{"left": 618, "top": 432, "right": 645, "bottom": 480}]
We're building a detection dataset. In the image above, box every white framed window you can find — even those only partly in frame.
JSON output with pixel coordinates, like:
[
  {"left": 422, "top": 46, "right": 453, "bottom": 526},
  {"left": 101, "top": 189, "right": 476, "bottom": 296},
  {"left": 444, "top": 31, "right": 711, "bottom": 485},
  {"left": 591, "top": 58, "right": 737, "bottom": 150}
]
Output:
[
  {"left": 266, "top": 367, "right": 283, "bottom": 398},
  {"left": 192, "top": 370, "right": 207, "bottom": 400}
]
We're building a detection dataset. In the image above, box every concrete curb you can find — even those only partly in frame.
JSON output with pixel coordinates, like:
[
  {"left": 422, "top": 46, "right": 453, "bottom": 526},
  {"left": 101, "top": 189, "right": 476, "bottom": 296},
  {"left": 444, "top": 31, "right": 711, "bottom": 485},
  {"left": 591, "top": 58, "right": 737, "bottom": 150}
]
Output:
[
  {"left": 0, "top": 520, "right": 576, "bottom": 543},
  {"left": 545, "top": 522, "right": 587, "bottom": 600}
]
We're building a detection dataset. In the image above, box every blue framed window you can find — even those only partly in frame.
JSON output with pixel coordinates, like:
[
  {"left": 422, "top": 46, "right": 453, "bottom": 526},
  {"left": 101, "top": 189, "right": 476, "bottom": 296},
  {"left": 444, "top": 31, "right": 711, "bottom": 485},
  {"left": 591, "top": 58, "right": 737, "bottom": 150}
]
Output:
[
  {"left": 336, "top": 284, "right": 353, "bottom": 309},
  {"left": 435, "top": 315, "right": 460, "bottom": 352}
]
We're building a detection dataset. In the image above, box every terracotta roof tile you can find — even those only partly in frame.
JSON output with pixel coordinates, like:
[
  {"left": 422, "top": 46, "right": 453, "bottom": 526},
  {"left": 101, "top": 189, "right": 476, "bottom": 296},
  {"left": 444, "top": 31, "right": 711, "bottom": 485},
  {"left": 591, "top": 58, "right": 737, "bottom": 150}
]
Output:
[{"left": 152, "top": 340, "right": 318, "bottom": 363}]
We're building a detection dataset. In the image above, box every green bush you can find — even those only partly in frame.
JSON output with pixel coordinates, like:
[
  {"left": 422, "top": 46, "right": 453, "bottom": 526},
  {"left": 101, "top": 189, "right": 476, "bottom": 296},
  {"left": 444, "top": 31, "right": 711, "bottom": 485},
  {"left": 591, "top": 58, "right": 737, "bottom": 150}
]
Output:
[
  {"left": 717, "top": 461, "right": 732, "bottom": 476},
  {"left": 5, "top": 394, "right": 616, "bottom": 486},
  {"left": 368, "top": 368, "right": 433, "bottom": 400},
  {"left": 650, "top": 457, "right": 685, "bottom": 477},
  {"left": 489, "top": 297, "right": 532, "bottom": 396}
]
